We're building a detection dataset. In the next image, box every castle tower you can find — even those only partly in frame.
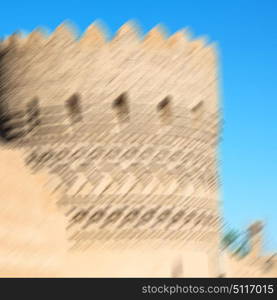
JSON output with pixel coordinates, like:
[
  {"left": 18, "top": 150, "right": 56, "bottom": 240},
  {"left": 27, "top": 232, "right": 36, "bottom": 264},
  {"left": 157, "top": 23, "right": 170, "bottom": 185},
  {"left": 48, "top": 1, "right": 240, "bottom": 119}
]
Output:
[{"left": 0, "top": 22, "right": 221, "bottom": 277}]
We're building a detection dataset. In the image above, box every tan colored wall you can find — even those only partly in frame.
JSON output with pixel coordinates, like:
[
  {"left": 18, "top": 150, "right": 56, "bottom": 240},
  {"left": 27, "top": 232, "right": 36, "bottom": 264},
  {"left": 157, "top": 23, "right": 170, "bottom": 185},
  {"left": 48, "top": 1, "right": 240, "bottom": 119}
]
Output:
[
  {"left": 0, "top": 148, "right": 275, "bottom": 277},
  {"left": 222, "top": 252, "right": 277, "bottom": 278},
  {"left": 0, "top": 148, "right": 217, "bottom": 277},
  {"left": 0, "top": 23, "right": 222, "bottom": 277}
]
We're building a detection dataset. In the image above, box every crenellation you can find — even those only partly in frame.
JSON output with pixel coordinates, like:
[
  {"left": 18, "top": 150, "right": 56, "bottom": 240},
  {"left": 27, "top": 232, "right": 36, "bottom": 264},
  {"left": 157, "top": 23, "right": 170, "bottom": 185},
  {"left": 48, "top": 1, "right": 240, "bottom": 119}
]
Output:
[
  {"left": 111, "top": 22, "right": 141, "bottom": 46},
  {"left": 142, "top": 26, "right": 167, "bottom": 49},
  {"left": 80, "top": 23, "right": 107, "bottom": 48},
  {"left": 167, "top": 29, "right": 190, "bottom": 48},
  {"left": 25, "top": 29, "right": 46, "bottom": 47}
]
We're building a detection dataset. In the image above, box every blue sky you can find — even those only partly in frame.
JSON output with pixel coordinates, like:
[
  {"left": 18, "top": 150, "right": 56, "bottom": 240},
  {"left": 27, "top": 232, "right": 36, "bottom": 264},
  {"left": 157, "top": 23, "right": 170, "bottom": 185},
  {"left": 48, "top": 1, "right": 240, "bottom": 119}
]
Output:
[{"left": 0, "top": 0, "right": 276, "bottom": 252}]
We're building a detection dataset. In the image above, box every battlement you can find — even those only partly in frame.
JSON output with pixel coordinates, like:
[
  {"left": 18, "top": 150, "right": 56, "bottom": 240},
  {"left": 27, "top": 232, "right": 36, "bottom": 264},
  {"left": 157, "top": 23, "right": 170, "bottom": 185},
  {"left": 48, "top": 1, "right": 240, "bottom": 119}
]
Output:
[{"left": 0, "top": 22, "right": 212, "bottom": 52}]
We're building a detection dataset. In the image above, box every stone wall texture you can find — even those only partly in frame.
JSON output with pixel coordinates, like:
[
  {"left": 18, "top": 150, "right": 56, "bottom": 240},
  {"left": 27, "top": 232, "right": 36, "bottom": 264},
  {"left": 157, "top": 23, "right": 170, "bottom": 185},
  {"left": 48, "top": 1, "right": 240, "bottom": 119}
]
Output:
[{"left": 0, "top": 22, "right": 225, "bottom": 276}]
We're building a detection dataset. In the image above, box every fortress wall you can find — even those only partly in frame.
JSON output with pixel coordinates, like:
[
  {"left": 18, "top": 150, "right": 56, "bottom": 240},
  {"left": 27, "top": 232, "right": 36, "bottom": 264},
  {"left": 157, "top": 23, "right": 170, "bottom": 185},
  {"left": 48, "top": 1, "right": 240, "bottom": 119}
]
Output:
[{"left": 0, "top": 23, "right": 222, "bottom": 274}]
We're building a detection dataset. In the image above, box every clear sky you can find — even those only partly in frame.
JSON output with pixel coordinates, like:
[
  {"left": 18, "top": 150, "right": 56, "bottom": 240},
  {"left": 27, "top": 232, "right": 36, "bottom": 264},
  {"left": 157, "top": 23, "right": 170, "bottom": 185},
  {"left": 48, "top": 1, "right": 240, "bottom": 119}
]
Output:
[{"left": 0, "top": 0, "right": 276, "bottom": 252}]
